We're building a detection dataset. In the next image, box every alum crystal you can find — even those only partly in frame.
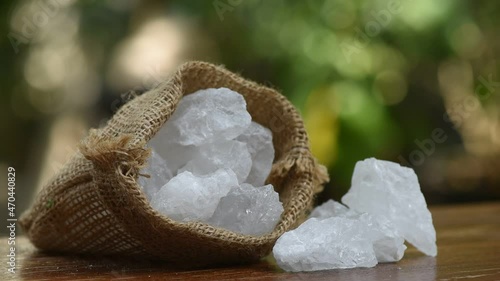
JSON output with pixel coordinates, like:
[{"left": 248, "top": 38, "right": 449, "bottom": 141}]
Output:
[
  {"left": 342, "top": 158, "right": 437, "bottom": 256},
  {"left": 273, "top": 217, "right": 378, "bottom": 272},
  {"left": 209, "top": 184, "right": 283, "bottom": 236},
  {"left": 180, "top": 140, "right": 252, "bottom": 183},
  {"left": 310, "top": 200, "right": 406, "bottom": 263},
  {"left": 236, "top": 122, "right": 274, "bottom": 186},
  {"left": 157, "top": 87, "right": 251, "bottom": 146},
  {"left": 137, "top": 148, "right": 172, "bottom": 201},
  {"left": 140, "top": 88, "right": 281, "bottom": 236},
  {"left": 150, "top": 169, "right": 238, "bottom": 222},
  {"left": 273, "top": 158, "right": 436, "bottom": 272}
]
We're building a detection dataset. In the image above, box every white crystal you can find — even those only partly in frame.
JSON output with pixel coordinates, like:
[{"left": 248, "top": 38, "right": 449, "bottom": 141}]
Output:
[
  {"left": 138, "top": 148, "right": 172, "bottom": 201},
  {"left": 148, "top": 141, "right": 199, "bottom": 173},
  {"left": 209, "top": 183, "right": 283, "bottom": 236},
  {"left": 150, "top": 169, "right": 238, "bottom": 222},
  {"left": 310, "top": 200, "right": 406, "bottom": 263},
  {"left": 144, "top": 87, "right": 280, "bottom": 235},
  {"left": 179, "top": 140, "right": 252, "bottom": 183},
  {"left": 309, "top": 199, "right": 349, "bottom": 219},
  {"left": 156, "top": 87, "right": 252, "bottom": 146},
  {"left": 236, "top": 122, "right": 274, "bottom": 186},
  {"left": 341, "top": 158, "right": 437, "bottom": 256},
  {"left": 273, "top": 217, "right": 378, "bottom": 272},
  {"left": 361, "top": 213, "right": 406, "bottom": 263}
]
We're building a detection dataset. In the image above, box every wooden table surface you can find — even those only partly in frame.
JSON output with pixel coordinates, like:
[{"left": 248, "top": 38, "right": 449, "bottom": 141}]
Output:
[{"left": 2, "top": 202, "right": 500, "bottom": 281}]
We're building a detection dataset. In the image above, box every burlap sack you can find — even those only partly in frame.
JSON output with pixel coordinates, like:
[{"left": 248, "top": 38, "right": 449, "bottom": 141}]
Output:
[{"left": 20, "top": 61, "right": 329, "bottom": 268}]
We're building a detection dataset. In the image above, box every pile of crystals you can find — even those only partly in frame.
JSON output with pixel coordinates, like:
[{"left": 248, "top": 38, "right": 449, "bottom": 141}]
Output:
[
  {"left": 273, "top": 158, "right": 437, "bottom": 272},
  {"left": 138, "top": 87, "right": 283, "bottom": 236}
]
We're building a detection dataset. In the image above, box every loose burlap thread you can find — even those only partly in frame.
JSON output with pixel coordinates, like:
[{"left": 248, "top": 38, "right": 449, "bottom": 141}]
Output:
[{"left": 20, "top": 61, "right": 329, "bottom": 268}]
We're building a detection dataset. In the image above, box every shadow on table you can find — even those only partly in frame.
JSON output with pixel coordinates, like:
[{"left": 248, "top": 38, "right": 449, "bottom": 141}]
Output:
[{"left": 18, "top": 250, "right": 278, "bottom": 280}]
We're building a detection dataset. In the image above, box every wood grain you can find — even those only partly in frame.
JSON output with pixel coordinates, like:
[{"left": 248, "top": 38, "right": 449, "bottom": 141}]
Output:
[{"left": 2, "top": 202, "right": 500, "bottom": 281}]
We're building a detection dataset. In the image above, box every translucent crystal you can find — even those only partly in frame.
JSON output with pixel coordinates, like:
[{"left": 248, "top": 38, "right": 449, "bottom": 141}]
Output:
[
  {"left": 179, "top": 140, "right": 252, "bottom": 183},
  {"left": 155, "top": 87, "right": 252, "bottom": 146},
  {"left": 148, "top": 141, "right": 199, "bottom": 174},
  {"left": 138, "top": 148, "right": 172, "bottom": 201},
  {"left": 341, "top": 158, "right": 437, "bottom": 257},
  {"left": 273, "top": 217, "right": 378, "bottom": 272},
  {"left": 310, "top": 200, "right": 406, "bottom": 263},
  {"left": 209, "top": 183, "right": 283, "bottom": 236},
  {"left": 309, "top": 199, "right": 349, "bottom": 219},
  {"left": 361, "top": 213, "right": 406, "bottom": 263},
  {"left": 236, "top": 122, "right": 274, "bottom": 186},
  {"left": 144, "top": 87, "right": 281, "bottom": 234},
  {"left": 150, "top": 169, "right": 238, "bottom": 222}
]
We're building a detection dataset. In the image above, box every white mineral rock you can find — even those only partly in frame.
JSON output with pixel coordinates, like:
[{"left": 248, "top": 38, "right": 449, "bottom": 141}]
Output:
[
  {"left": 138, "top": 148, "right": 172, "bottom": 201},
  {"left": 342, "top": 158, "right": 437, "bottom": 257},
  {"left": 236, "top": 122, "right": 274, "bottom": 186},
  {"left": 150, "top": 169, "right": 238, "bottom": 222},
  {"left": 179, "top": 140, "right": 252, "bottom": 183},
  {"left": 147, "top": 142, "right": 199, "bottom": 174},
  {"left": 274, "top": 158, "right": 436, "bottom": 272},
  {"left": 209, "top": 183, "right": 283, "bottom": 236},
  {"left": 154, "top": 87, "right": 252, "bottom": 146},
  {"left": 309, "top": 200, "right": 406, "bottom": 263},
  {"left": 144, "top": 88, "right": 281, "bottom": 236},
  {"left": 309, "top": 199, "right": 349, "bottom": 219},
  {"left": 273, "top": 217, "right": 378, "bottom": 272}
]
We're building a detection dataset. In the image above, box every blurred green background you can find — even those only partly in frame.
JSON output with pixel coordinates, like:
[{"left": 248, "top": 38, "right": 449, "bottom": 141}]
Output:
[{"left": 1, "top": 0, "right": 500, "bottom": 228}]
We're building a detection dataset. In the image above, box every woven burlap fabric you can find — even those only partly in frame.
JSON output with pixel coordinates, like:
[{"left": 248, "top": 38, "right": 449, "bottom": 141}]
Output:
[{"left": 20, "top": 61, "right": 329, "bottom": 267}]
